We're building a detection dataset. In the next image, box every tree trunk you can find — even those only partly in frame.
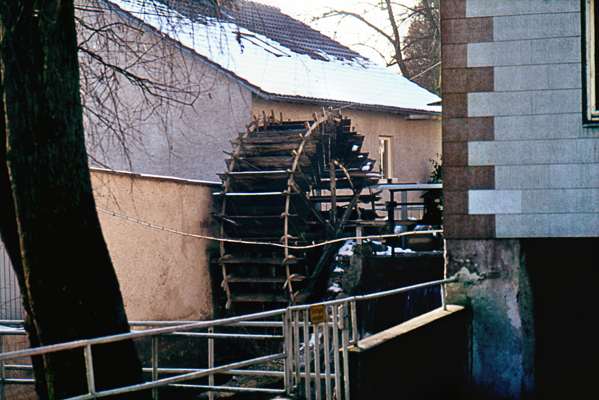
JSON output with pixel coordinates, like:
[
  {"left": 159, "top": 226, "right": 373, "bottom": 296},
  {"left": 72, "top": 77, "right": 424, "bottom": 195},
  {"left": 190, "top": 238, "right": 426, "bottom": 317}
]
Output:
[
  {"left": 0, "top": 1, "right": 145, "bottom": 398},
  {"left": 0, "top": 75, "right": 50, "bottom": 400}
]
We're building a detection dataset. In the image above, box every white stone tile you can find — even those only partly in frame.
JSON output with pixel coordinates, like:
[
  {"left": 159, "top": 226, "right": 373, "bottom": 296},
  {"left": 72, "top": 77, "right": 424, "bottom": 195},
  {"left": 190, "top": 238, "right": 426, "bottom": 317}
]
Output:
[
  {"left": 469, "top": 190, "right": 522, "bottom": 214},
  {"left": 494, "top": 13, "right": 580, "bottom": 41},
  {"left": 468, "top": 92, "right": 533, "bottom": 117},
  {"left": 469, "top": 139, "right": 599, "bottom": 166},
  {"left": 467, "top": 37, "right": 581, "bottom": 67},
  {"left": 468, "top": 41, "right": 531, "bottom": 67},
  {"left": 467, "top": 0, "right": 580, "bottom": 17},
  {"left": 532, "top": 90, "right": 582, "bottom": 114},
  {"left": 531, "top": 37, "right": 581, "bottom": 64},
  {"left": 494, "top": 114, "right": 583, "bottom": 141},
  {"left": 469, "top": 90, "right": 580, "bottom": 118},
  {"left": 496, "top": 164, "right": 599, "bottom": 189},
  {"left": 496, "top": 213, "right": 599, "bottom": 237},
  {"left": 521, "top": 189, "right": 599, "bottom": 213},
  {"left": 494, "top": 64, "right": 581, "bottom": 91}
]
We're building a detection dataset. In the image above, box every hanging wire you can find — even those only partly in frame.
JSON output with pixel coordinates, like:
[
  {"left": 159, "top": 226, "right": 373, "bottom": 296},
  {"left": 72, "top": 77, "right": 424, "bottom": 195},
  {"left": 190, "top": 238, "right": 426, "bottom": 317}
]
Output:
[{"left": 97, "top": 207, "right": 442, "bottom": 250}]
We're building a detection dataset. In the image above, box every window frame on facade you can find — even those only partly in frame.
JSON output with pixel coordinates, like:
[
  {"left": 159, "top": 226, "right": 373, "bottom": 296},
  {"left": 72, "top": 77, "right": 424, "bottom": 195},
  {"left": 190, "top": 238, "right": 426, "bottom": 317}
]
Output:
[
  {"left": 378, "top": 136, "right": 393, "bottom": 179},
  {"left": 584, "top": 0, "right": 599, "bottom": 123}
]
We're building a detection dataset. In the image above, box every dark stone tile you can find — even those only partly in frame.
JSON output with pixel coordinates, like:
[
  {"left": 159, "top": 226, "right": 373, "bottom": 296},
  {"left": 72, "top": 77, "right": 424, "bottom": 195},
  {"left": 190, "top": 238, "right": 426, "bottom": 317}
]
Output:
[
  {"left": 444, "top": 215, "right": 495, "bottom": 239},
  {"left": 444, "top": 190, "right": 468, "bottom": 214},
  {"left": 442, "top": 44, "right": 467, "bottom": 68},
  {"left": 441, "top": 0, "right": 466, "bottom": 20},
  {"left": 443, "top": 67, "right": 494, "bottom": 94},
  {"left": 443, "top": 142, "right": 468, "bottom": 166},
  {"left": 444, "top": 166, "right": 495, "bottom": 190},
  {"left": 442, "top": 17, "right": 493, "bottom": 44},
  {"left": 443, "top": 94, "right": 468, "bottom": 118}
]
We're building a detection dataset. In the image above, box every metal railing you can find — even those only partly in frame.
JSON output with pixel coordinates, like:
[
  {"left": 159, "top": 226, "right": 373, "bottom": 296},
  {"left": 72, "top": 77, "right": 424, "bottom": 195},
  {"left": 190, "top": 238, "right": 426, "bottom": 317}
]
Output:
[
  {"left": 0, "top": 277, "right": 457, "bottom": 400},
  {"left": 375, "top": 183, "right": 443, "bottom": 224}
]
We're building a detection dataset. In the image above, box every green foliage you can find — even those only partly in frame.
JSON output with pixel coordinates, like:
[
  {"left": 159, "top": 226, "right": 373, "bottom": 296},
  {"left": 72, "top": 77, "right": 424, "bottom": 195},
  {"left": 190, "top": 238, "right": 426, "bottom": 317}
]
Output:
[
  {"left": 422, "top": 154, "right": 443, "bottom": 225},
  {"left": 428, "top": 154, "right": 442, "bottom": 183}
]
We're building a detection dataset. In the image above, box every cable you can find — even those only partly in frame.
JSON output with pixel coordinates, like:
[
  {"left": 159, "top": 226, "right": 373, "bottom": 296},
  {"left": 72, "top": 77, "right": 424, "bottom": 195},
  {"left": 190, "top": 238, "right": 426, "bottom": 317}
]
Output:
[{"left": 97, "top": 207, "right": 442, "bottom": 250}]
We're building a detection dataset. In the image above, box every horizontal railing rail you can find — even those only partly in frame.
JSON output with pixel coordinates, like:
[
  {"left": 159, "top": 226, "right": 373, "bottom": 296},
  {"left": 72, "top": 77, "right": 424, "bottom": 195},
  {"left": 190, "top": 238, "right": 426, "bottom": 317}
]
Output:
[{"left": 0, "top": 277, "right": 458, "bottom": 400}]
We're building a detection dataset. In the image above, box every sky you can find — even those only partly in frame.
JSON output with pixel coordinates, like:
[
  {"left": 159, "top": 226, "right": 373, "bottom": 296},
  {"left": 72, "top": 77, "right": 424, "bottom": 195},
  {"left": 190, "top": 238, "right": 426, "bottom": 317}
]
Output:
[{"left": 251, "top": 0, "right": 417, "bottom": 67}]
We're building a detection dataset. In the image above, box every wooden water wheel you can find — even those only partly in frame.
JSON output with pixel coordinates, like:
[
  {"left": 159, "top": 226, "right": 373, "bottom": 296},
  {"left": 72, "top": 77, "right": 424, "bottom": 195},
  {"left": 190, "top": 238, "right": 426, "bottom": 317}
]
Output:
[{"left": 215, "top": 111, "right": 379, "bottom": 311}]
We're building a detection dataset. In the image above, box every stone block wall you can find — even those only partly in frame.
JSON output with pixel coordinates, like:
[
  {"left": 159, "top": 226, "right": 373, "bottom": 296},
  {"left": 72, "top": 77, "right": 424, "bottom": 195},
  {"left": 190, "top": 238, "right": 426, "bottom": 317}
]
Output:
[{"left": 442, "top": 0, "right": 599, "bottom": 239}]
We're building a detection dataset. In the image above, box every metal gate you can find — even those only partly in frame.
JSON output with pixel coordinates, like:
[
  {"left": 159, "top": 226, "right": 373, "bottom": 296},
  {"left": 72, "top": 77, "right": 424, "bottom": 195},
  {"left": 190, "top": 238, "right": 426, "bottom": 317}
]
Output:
[{"left": 286, "top": 301, "right": 356, "bottom": 400}]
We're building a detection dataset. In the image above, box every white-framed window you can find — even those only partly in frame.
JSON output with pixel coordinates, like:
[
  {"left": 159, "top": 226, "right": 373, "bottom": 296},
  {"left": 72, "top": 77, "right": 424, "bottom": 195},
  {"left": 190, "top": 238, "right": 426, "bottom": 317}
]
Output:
[
  {"left": 378, "top": 136, "right": 393, "bottom": 179},
  {"left": 585, "top": 0, "right": 599, "bottom": 122}
]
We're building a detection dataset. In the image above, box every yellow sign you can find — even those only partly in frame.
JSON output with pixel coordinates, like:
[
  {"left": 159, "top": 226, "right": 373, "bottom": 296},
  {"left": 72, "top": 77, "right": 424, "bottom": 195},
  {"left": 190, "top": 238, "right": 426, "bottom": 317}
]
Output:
[{"left": 309, "top": 304, "right": 326, "bottom": 325}]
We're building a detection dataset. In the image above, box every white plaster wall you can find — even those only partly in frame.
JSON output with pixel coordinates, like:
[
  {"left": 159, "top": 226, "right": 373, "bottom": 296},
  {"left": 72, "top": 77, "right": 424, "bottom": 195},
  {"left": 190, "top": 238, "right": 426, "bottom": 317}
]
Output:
[{"left": 78, "top": 1, "right": 252, "bottom": 182}]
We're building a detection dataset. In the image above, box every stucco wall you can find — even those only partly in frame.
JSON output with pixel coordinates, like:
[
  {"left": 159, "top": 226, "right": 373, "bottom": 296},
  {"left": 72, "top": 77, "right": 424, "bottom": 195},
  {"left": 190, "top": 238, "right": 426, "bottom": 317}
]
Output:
[
  {"left": 91, "top": 169, "right": 218, "bottom": 321},
  {"left": 252, "top": 98, "right": 442, "bottom": 183},
  {"left": 79, "top": 1, "right": 252, "bottom": 182}
]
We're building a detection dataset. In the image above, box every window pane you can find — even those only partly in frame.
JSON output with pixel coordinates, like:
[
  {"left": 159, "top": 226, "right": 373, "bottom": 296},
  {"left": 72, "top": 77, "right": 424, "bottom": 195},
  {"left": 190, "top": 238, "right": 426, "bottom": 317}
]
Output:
[
  {"left": 384, "top": 140, "right": 390, "bottom": 176},
  {"left": 378, "top": 137, "right": 392, "bottom": 179}
]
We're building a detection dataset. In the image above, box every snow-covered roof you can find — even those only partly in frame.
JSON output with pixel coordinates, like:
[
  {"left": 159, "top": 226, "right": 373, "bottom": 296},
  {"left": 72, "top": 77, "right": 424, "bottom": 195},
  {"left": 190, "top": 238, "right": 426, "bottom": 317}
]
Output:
[{"left": 107, "top": 0, "right": 441, "bottom": 114}]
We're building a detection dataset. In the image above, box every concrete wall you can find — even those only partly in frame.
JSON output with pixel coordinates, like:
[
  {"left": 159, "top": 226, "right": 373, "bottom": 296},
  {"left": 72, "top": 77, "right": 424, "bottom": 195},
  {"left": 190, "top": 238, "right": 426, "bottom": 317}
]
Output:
[
  {"left": 442, "top": 0, "right": 599, "bottom": 239},
  {"left": 252, "top": 98, "right": 442, "bottom": 183},
  {"left": 445, "top": 240, "right": 535, "bottom": 399},
  {"left": 91, "top": 169, "right": 218, "bottom": 321},
  {"left": 79, "top": 1, "right": 252, "bottom": 182},
  {"left": 348, "top": 305, "right": 470, "bottom": 399}
]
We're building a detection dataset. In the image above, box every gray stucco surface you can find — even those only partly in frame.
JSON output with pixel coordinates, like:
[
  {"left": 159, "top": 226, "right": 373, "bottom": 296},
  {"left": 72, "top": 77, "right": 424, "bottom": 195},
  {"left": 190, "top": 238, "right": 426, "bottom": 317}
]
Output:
[{"left": 80, "top": 5, "right": 252, "bottom": 182}]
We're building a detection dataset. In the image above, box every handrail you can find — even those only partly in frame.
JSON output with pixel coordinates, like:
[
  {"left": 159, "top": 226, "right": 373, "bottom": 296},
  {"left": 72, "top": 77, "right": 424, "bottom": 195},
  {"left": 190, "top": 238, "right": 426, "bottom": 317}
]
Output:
[
  {"left": 0, "top": 308, "right": 285, "bottom": 362},
  {"left": 0, "top": 277, "right": 458, "bottom": 362},
  {"left": 288, "top": 277, "right": 457, "bottom": 311},
  {"left": 0, "top": 277, "right": 459, "bottom": 400}
]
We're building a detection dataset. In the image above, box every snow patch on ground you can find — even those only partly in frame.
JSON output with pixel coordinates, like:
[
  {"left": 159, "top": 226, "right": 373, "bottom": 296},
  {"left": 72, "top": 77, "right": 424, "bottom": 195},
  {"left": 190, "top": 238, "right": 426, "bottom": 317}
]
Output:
[{"left": 337, "top": 240, "right": 356, "bottom": 257}]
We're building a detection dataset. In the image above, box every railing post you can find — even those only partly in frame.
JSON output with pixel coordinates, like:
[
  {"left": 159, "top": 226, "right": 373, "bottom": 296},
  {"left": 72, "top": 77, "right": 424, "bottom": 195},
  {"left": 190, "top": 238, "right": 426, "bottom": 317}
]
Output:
[
  {"left": 151, "top": 336, "right": 159, "bottom": 400},
  {"left": 0, "top": 334, "right": 5, "bottom": 400},
  {"left": 441, "top": 281, "right": 447, "bottom": 311},
  {"left": 400, "top": 190, "right": 408, "bottom": 221},
  {"left": 283, "top": 309, "right": 293, "bottom": 396},
  {"left": 350, "top": 301, "right": 358, "bottom": 345},
  {"left": 303, "top": 309, "right": 311, "bottom": 400},
  {"left": 341, "top": 304, "right": 350, "bottom": 400},
  {"left": 386, "top": 191, "right": 396, "bottom": 231},
  {"left": 208, "top": 327, "right": 215, "bottom": 400},
  {"left": 293, "top": 310, "right": 301, "bottom": 388},
  {"left": 314, "top": 323, "right": 322, "bottom": 400},
  {"left": 323, "top": 306, "right": 332, "bottom": 400},
  {"left": 83, "top": 345, "right": 96, "bottom": 397},
  {"left": 331, "top": 306, "right": 342, "bottom": 400}
]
